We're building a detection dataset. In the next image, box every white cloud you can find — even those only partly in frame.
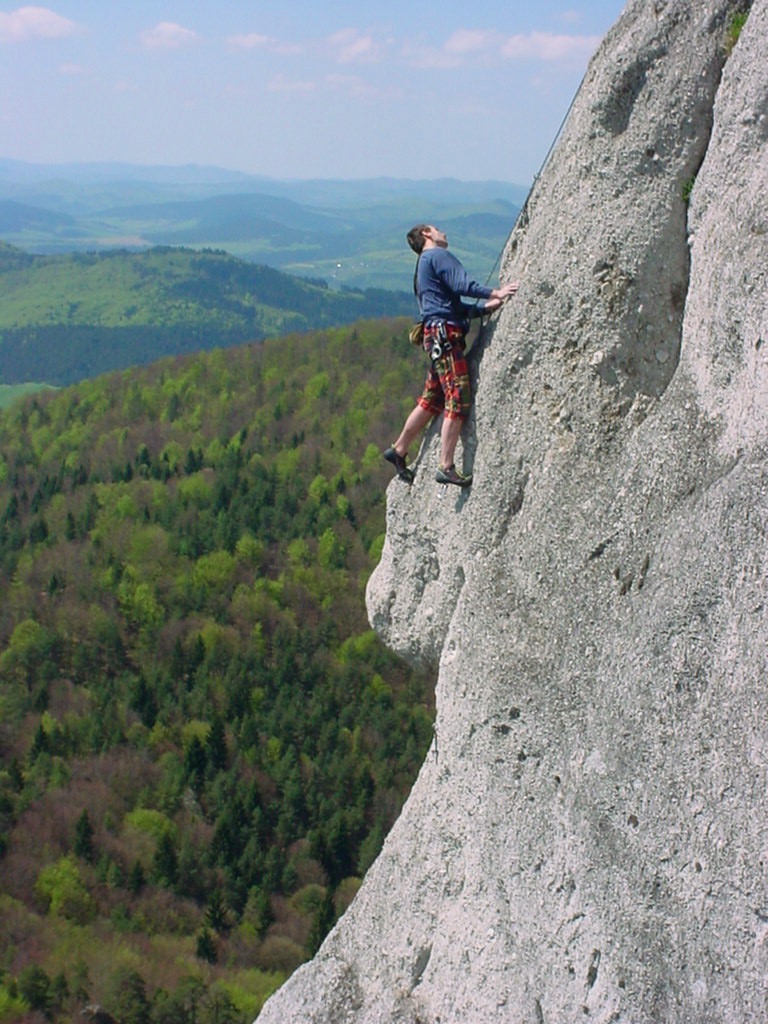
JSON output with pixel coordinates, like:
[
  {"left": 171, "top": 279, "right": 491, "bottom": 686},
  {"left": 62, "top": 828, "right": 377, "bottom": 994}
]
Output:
[
  {"left": 327, "top": 28, "right": 382, "bottom": 65},
  {"left": 401, "top": 40, "right": 463, "bottom": 71},
  {"left": 228, "top": 32, "right": 273, "bottom": 50},
  {"left": 140, "top": 21, "right": 197, "bottom": 51},
  {"left": 403, "top": 28, "right": 498, "bottom": 69},
  {"left": 0, "top": 5, "right": 79, "bottom": 43},
  {"left": 501, "top": 31, "right": 600, "bottom": 62},
  {"left": 227, "top": 32, "right": 303, "bottom": 56},
  {"left": 222, "top": 23, "right": 600, "bottom": 78},
  {"left": 58, "top": 61, "right": 85, "bottom": 75},
  {"left": 444, "top": 29, "right": 497, "bottom": 56}
]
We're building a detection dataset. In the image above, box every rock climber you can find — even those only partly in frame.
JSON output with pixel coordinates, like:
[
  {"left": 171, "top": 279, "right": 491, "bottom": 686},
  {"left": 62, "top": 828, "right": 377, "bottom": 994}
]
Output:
[{"left": 383, "top": 224, "right": 519, "bottom": 487}]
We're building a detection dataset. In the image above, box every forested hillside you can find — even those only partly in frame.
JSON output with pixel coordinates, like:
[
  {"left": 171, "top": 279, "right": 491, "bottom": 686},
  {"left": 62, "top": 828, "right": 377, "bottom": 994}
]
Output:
[
  {"left": 0, "top": 319, "right": 434, "bottom": 1023},
  {"left": 0, "top": 244, "right": 415, "bottom": 386}
]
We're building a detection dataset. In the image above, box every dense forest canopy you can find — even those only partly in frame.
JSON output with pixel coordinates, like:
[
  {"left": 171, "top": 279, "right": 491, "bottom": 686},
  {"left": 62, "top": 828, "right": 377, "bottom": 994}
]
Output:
[{"left": 0, "top": 319, "right": 435, "bottom": 1023}]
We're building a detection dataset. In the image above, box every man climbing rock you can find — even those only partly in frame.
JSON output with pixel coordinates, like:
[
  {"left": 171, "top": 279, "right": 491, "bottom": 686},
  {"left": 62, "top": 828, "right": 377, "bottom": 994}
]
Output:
[{"left": 383, "top": 224, "right": 518, "bottom": 487}]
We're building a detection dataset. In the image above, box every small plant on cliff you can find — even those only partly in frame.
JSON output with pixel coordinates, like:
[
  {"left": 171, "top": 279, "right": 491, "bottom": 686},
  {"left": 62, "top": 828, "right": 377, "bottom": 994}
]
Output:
[{"left": 724, "top": 9, "right": 749, "bottom": 55}]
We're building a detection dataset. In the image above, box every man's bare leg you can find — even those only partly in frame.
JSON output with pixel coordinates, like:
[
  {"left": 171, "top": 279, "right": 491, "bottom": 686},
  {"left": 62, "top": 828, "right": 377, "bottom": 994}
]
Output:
[
  {"left": 440, "top": 415, "right": 463, "bottom": 469},
  {"left": 392, "top": 404, "right": 433, "bottom": 456}
]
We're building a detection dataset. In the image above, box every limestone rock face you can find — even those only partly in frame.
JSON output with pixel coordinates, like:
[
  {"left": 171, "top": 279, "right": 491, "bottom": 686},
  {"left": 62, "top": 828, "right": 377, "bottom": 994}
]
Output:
[{"left": 257, "top": 2, "right": 768, "bottom": 1022}]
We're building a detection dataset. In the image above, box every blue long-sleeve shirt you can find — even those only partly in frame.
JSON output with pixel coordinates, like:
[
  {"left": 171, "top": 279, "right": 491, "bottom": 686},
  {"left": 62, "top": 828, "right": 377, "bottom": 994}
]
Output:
[{"left": 416, "top": 247, "right": 493, "bottom": 325}]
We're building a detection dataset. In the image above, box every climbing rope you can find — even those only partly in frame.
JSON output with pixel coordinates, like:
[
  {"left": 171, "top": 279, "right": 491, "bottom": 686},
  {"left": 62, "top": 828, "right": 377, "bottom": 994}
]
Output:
[
  {"left": 482, "top": 68, "right": 588, "bottom": 290},
  {"left": 467, "top": 69, "right": 588, "bottom": 357}
]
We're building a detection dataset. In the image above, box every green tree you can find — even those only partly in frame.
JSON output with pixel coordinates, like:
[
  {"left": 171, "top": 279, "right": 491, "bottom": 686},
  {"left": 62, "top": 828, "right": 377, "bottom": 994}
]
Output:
[
  {"left": 29, "top": 516, "right": 49, "bottom": 544},
  {"left": 29, "top": 721, "right": 49, "bottom": 759},
  {"left": 128, "top": 859, "right": 146, "bottom": 894},
  {"left": 36, "top": 855, "right": 96, "bottom": 923},
  {"left": 109, "top": 968, "right": 151, "bottom": 1024},
  {"left": 9, "top": 758, "right": 24, "bottom": 791},
  {"left": 0, "top": 618, "right": 54, "bottom": 688},
  {"left": 206, "top": 714, "right": 227, "bottom": 772},
  {"left": 307, "top": 888, "right": 335, "bottom": 956},
  {"left": 131, "top": 674, "right": 158, "bottom": 727},
  {"left": 17, "top": 964, "right": 51, "bottom": 1017},
  {"left": 357, "top": 820, "right": 384, "bottom": 876},
  {"left": 74, "top": 808, "right": 95, "bottom": 862},
  {"left": 205, "top": 888, "right": 229, "bottom": 934},
  {"left": 242, "top": 885, "right": 273, "bottom": 937},
  {"left": 196, "top": 928, "right": 218, "bottom": 964},
  {"left": 200, "top": 986, "right": 239, "bottom": 1024},
  {"left": 153, "top": 976, "right": 206, "bottom": 1024},
  {"left": 152, "top": 831, "right": 179, "bottom": 887},
  {"left": 49, "top": 973, "right": 69, "bottom": 1015},
  {"left": 183, "top": 735, "right": 207, "bottom": 792}
]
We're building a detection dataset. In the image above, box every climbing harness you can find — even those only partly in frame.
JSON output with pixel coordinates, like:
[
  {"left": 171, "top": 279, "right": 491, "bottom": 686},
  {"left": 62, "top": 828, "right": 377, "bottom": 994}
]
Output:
[
  {"left": 429, "top": 321, "right": 449, "bottom": 361},
  {"left": 426, "top": 320, "right": 464, "bottom": 362}
]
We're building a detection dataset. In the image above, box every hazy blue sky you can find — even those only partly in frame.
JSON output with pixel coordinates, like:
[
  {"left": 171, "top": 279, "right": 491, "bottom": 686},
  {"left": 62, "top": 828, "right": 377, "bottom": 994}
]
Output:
[{"left": 0, "top": 1, "right": 626, "bottom": 184}]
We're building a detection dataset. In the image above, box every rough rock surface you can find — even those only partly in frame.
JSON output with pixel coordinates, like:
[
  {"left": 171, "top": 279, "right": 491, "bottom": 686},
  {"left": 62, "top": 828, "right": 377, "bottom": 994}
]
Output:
[{"left": 257, "top": 1, "right": 767, "bottom": 1021}]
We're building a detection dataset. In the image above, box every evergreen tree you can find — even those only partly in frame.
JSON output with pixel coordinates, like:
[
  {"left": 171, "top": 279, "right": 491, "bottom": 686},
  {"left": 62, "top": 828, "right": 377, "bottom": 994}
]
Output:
[
  {"left": 131, "top": 674, "right": 157, "bottom": 727},
  {"left": 49, "top": 972, "right": 69, "bottom": 1014},
  {"left": 153, "top": 976, "right": 205, "bottom": 1024},
  {"left": 9, "top": 758, "right": 23, "bottom": 791},
  {"left": 152, "top": 831, "right": 179, "bottom": 888},
  {"left": 3, "top": 493, "right": 18, "bottom": 523},
  {"left": 243, "top": 886, "right": 273, "bottom": 937},
  {"left": 74, "top": 809, "right": 95, "bottom": 863},
  {"left": 110, "top": 968, "right": 151, "bottom": 1024},
  {"left": 176, "top": 836, "right": 209, "bottom": 903},
  {"left": 307, "top": 888, "right": 335, "bottom": 956},
  {"left": 196, "top": 928, "right": 218, "bottom": 964},
  {"left": 18, "top": 964, "right": 51, "bottom": 1017},
  {"left": 184, "top": 735, "right": 207, "bottom": 792},
  {"left": 206, "top": 715, "right": 227, "bottom": 773},
  {"left": 29, "top": 516, "right": 48, "bottom": 544},
  {"left": 200, "top": 987, "right": 239, "bottom": 1024},
  {"left": 204, "top": 888, "right": 229, "bottom": 934},
  {"left": 169, "top": 635, "right": 186, "bottom": 682},
  {"left": 29, "top": 722, "right": 49, "bottom": 760},
  {"left": 357, "top": 820, "right": 384, "bottom": 876},
  {"left": 125, "top": 862, "right": 143, "bottom": 897}
]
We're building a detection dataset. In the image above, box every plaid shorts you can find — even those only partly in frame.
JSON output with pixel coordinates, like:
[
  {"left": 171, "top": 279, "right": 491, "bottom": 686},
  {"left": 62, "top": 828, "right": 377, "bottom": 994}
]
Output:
[{"left": 417, "top": 321, "right": 471, "bottom": 421}]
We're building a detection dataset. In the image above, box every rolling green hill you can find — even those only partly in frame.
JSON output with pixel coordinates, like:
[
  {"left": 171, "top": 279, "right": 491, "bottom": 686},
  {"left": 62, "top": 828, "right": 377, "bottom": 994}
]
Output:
[
  {"left": 0, "top": 244, "right": 416, "bottom": 387},
  {"left": 0, "top": 318, "right": 434, "bottom": 1023}
]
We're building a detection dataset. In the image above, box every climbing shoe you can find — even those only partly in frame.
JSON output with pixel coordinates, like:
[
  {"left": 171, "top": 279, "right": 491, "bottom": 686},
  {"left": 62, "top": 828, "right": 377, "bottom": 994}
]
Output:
[
  {"left": 435, "top": 464, "right": 472, "bottom": 487},
  {"left": 383, "top": 446, "right": 414, "bottom": 484}
]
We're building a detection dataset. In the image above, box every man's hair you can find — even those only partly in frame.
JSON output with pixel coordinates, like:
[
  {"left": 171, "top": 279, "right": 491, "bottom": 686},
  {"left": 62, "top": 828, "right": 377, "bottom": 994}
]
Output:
[{"left": 406, "top": 224, "right": 430, "bottom": 254}]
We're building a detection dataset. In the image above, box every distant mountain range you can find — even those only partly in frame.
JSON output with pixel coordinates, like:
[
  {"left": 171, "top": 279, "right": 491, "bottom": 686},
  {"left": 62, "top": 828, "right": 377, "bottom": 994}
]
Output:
[{"left": 0, "top": 160, "right": 526, "bottom": 291}]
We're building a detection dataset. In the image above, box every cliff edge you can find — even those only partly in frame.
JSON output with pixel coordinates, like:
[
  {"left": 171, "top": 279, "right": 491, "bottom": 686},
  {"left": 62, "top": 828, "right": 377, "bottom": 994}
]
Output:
[{"left": 258, "top": 1, "right": 767, "bottom": 1021}]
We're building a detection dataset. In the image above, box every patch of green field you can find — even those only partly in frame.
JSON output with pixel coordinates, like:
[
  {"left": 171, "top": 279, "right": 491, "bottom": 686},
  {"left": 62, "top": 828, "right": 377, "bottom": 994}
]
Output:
[{"left": 0, "top": 382, "right": 57, "bottom": 408}]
